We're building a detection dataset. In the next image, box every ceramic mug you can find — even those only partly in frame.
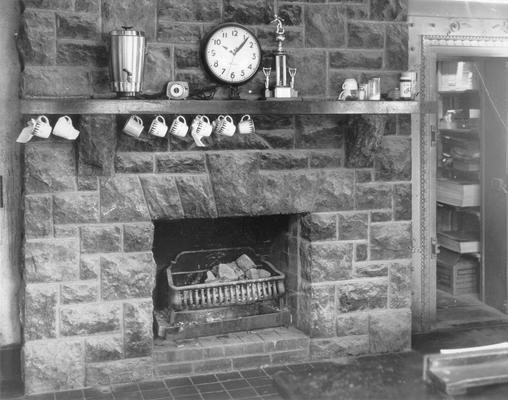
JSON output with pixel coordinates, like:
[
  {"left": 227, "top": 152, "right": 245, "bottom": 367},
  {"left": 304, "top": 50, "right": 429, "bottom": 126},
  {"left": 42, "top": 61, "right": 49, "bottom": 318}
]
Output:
[
  {"left": 16, "top": 120, "right": 35, "bottom": 144},
  {"left": 212, "top": 115, "right": 226, "bottom": 134},
  {"left": 237, "top": 114, "right": 255, "bottom": 134},
  {"left": 32, "top": 115, "right": 52, "bottom": 138},
  {"left": 217, "top": 115, "right": 235, "bottom": 137},
  {"left": 123, "top": 115, "right": 144, "bottom": 137},
  {"left": 169, "top": 115, "right": 189, "bottom": 138},
  {"left": 149, "top": 115, "right": 168, "bottom": 137},
  {"left": 52, "top": 115, "right": 80, "bottom": 140},
  {"left": 192, "top": 115, "right": 212, "bottom": 137}
]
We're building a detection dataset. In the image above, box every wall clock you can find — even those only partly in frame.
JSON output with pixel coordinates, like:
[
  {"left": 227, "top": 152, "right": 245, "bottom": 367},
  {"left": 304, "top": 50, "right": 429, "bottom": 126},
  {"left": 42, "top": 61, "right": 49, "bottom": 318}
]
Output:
[{"left": 201, "top": 23, "right": 262, "bottom": 93}]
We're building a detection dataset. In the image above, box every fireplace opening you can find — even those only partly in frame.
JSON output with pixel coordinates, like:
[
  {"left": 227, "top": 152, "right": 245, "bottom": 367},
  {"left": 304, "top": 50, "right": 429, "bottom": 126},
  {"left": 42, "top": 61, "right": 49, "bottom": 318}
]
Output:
[{"left": 152, "top": 215, "right": 296, "bottom": 340}]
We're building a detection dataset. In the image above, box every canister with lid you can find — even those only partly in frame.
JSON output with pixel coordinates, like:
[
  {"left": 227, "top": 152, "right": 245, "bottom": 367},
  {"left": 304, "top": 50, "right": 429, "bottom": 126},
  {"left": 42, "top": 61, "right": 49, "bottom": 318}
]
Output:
[{"left": 399, "top": 72, "right": 413, "bottom": 99}]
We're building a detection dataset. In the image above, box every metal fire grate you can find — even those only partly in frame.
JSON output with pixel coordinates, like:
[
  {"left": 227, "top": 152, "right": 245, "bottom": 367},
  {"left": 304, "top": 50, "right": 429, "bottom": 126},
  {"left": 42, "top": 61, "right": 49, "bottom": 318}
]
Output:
[{"left": 167, "top": 247, "right": 285, "bottom": 311}]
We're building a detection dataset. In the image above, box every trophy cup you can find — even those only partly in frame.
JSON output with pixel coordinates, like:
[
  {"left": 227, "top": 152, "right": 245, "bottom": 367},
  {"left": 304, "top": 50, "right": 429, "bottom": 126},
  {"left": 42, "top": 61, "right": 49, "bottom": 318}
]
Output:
[{"left": 263, "top": 67, "right": 272, "bottom": 99}]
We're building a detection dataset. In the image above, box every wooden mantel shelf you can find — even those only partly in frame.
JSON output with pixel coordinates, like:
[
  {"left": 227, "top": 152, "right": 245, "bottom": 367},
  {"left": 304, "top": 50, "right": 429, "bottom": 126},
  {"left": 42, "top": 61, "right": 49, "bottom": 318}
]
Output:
[{"left": 20, "top": 98, "right": 423, "bottom": 115}]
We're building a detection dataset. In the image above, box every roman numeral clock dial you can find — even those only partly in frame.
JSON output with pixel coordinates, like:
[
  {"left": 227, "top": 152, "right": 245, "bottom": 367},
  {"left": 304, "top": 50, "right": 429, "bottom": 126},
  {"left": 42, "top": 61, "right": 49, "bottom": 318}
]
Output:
[{"left": 202, "top": 23, "right": 262, "bottom": 88}]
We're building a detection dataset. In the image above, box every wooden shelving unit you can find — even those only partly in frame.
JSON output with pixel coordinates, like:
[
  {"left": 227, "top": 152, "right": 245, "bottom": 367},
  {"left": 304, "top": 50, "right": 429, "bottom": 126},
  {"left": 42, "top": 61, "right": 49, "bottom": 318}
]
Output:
[{"left": 20, "top": 98, "right": 425, "bottom": 115}]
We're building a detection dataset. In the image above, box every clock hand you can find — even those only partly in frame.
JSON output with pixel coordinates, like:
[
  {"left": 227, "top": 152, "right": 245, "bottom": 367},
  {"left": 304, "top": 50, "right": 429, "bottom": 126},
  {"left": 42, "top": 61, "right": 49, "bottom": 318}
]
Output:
[{"left": 233, "top": 37, "right": 249, "bottom": 55}]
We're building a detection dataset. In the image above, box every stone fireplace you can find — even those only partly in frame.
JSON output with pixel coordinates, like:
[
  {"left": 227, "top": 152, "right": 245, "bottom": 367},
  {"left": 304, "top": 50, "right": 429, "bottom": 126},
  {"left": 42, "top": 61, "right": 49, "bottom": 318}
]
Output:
[{"left": 22, "top": 113, "right": 412, "bottom": 394}]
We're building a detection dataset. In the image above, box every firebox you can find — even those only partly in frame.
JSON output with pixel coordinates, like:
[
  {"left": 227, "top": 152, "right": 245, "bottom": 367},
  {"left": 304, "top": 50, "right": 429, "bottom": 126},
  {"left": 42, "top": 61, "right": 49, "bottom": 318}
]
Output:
[{"left": 152, "top": 215, "right": 293, "bottom": 340}]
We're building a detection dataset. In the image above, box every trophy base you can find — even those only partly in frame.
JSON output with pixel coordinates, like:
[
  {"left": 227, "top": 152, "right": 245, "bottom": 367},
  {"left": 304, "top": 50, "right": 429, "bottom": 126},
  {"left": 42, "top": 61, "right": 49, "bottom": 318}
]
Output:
[{"left": 266, "top": 87, "right": 298, "bottom": 100}]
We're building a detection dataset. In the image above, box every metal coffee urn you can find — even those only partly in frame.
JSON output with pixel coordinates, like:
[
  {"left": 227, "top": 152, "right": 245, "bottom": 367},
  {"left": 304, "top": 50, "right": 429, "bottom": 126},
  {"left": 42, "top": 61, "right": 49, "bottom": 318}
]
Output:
[{"left": 109, "top": 27, "right": 146, "bottom": 97}]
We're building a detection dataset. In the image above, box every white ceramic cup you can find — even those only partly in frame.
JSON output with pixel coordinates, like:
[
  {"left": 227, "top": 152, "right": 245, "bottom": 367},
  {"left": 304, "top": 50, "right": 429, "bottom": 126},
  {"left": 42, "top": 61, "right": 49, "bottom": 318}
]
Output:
[
  {"left": 169, "top": 115, "right": 189, "bottom": 138},
  {"left": 217, "top": 115, "right": 236, "bottom": 137},
  {"left": 16, "top": 123, "right": 35, "bottom": 144},
  {"left": 192, "top": 115, "right": 213, "bottom": 137},
  {"left": 32, "top": 115, "right": 52, "bottom": 138},
  {"left": 237, "top": 114, "right": 255, "bottom": 134},
  {"left": 123, "top": 115, "right": 144, "bottom": 137},
  {"left": 342, "top": 78, "right": 358, "bottom": 92},
  {"left": 149, "top": 115, "right": 168, "bottom": 137},
  {"left": 212, "top": 115, "right": 226, "bottom": 134},
  {"left": 52, "top": 115, "right": 80, "bottom": 140}
]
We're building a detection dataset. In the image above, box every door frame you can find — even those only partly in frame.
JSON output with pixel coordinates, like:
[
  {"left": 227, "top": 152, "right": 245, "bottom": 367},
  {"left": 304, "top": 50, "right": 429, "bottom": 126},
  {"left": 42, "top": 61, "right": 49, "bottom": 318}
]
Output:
[{"left": 411, "top": 33, "right": 508, "bottom": 332}]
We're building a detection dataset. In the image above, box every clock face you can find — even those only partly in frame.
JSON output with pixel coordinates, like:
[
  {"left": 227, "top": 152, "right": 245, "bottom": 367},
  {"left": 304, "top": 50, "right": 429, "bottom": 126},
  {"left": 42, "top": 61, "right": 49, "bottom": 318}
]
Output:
[{"left": 202, "top": 23, "right": 262, "bottom": 85}]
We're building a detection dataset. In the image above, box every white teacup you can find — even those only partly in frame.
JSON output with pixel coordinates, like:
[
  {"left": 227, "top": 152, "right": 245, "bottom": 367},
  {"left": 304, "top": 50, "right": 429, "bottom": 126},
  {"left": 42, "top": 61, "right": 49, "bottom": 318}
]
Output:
[
  {"left": 217, "top": 115, "right": 235, "bottom": 137},
  {"left": 342, "top": 78, "right": 358, "bottom": 92},
  {"left": 192, "top": 115, "right": 212, "bottom": 137},
  {"left": 32, "top": 115, "right": 52, "bottom": 138},
  {"left": 237, "top": 114, "right": 255, "bottom": 134},
  {"left": 123, "top": 115, "right": 144, "bottom": 137},
  {"left": 52, "top": 115, "right": 80, "bottom": 140},
  {"left": 16, "top": 122, "right": 35, "bottom": 144},
  {"left": 149, "top": 115, "right": 168, "bottom": 137},
  {"left": 212, "top": 115, "right": 226, "bottom": 134},
  {"left": 169, "top": 115, "right": 189, "bottom": 138}
]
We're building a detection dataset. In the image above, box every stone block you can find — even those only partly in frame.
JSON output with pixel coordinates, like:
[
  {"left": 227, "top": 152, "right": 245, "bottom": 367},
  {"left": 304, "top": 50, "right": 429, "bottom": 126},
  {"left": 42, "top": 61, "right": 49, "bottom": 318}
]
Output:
[
  {"left": 175, "top": 46, "right": 200, "bottom": 69},
  {"left": 345, "top": 115, "right": 386, "bottom": 168},
  {"left": 231, "top": 354, "right": 271, "bottom": 370},
  {"left": 144, "top": 44, "right": 172, "bottom": 93},
  {"left": 338, "top": 213, "right": 368, "bottom": 240},
  {"left": 369, "top": 309, "right": 411, "bottom": 353},
  {"left": 286, "top": 50, "right": 327, "bottom": 96},
  {"left": 355, "top": 243, "right": 368, "bottom": 262},
  {"left": 124, "top": 223, "right": 154, "bottom": 252},
  {"left": 155, "top": 362, "right": 193, "bottom": 377},
  {"left": 24, "top": 339, "right": 84, "bottom": 394},
  {"left": 398, "top": 114, "right": 411, "bottom": 136},
  {"left": 18, "top": 10, "right": 55, "bottom": 66},
  {"left": 124, "top": 301, "right": 153, "bottom": 358},
  {"left": 329, "top": 50, "right": 382, "bottom": 70},
  {"left": 336, "top": 312, "right": 369, "bottom": 337},
  {"left": 23, "top": 0, "right": 73, "bottom": 9},
  {"left": 158, "top": 21, "right": 201, "bottom": 43},
  {"left": 300, "top": 213, "right": 336, "bottom": 241},
  {"left": 193, "top": 359, "right": 232, "bottom": 374},
  {"left": 86, "top": 357, "right": 153, "bottom": 386},
  {"left": 254, "top": 129, "right": 294, "bottom": 149},
  {"left": 355, "top": 169, "right": 372, "bottom": 183},
  {"left": 24, "top": 142, "right": 76, "bottom": 193},
  {"left": 375, "top": 136, "right": 411, "bottom": 181},
  {"left": 57, "top": 42, "right": 107, "bottom": 67},
  {"left": 101, "top": 253, "right": 156, "bottom": 301},
  {"left": 355, "top": 263, "right": 388, "bottom": 278},
  {"left": 139, "top": 175, "right": 184, "bottom": 220},
  {"left": 305, "top": 5, "right": 346, "bottom": 48},
  {"left": 296, "top": 115, "right": 346, "bottom": 150},
  {"left": 78, "top": 115, "right": 117, "bottom": 177},
  {"left": 80, "top": 255, "right": 100, "bottom": 280},
  {"left": 208, "top": 130, "right": 272, "bottom": 151},
  {"left": 78, "top": 176, "right": 98, "bottom": 191},
  {"left": 259, "top": 152, "right": 308, "bottom": 170},
  {"left": 60, "top": 303, "right": 121, "bottom": 336},
  {"left": 156, "top": 153, "right": 206, "bottom": 173},
  {"left": 25, "top": 239, "right": 79, "bottom": 283},
  {"left": 310, "top": 336, "right": 369, "bottom": 360},
  {"left": 347, "top": 22, "right": 384, "bottom": 48},
  {"left": 309, "top": 151, "right": 343, "bottom": 169},
  {"left": 301, "top": 241, "right": 353, "bottom": 282},
  {"left": 309, "top": 285, "right": 336, "bottom": 338},
  {"left": 53, "top": 192, "right": 99, "bottom": 224},
  {"left": 85, "top": 335, "right": 123, "bottom": 362},
  {"left": 394, "top": 183, "right": 411, "bottom": 221},
  {"left": 207, "top": 153, "right": 263, "bottom": 216},
  {"left": 315, "top": 169, "right": 355, "bottom": 212},
  {"left": 22, "top": 66, "right": 91, "bottom": 97},
  {"left": 257, "top": 26, "right": 304, "bottom": 50},
  {"left": 278, "top": 4, "right": 302, "bottom": 26},
  {"left": 56, "top": 13, "right": 100, "bottom": 40},
  {"left": 75, "top": 0, "right": 99, "bottom": 13},
  {"left": 370, "top": 0, "right": 407, "bottom": 21},
  {"left": 385, "top": 24, "right": 408, "bottom": 70},
  {"left": 255, "top": 115, "right": 295, "bottom": 130},
  {"left": 355, "top": 183, "right": 392, "bottom": 210},
  {"left": 24, "top": 284, "right": 58, "bottom": 340},
  {"left": 102, "top": 0, "right": 157, "bottom": 41},
  {"left": 389, "top": 261, "right": 411, "bottom": 308},
  {"left": 271, "top": 350, "right": 309, "bottom": 364},
  {"left": 54, "top": 225, "right": 79, "bottom": 238},
  {"left": 223, "top": 0, "right": 273, "bottom": 24},
  {"left": 117, "top": 132, "right": 169, "bottom": 153},
  {"left": 371, "top": 210, "right": 392, "bottom": 222},
  {"left": 370, "top": 222, "right": 411, "bottom": 260},
  {"left": 100, "top": 176, "right": 151, "bottom": 222},
  {"left": 115, "top": 153, "right": 154, "bottom": 174},
  {"left": 61, "top": 282, "right": 98, "bottom": 304},
  {"left": 80, "top": 225, "right": 121, "bottom": 253},
  {"left": 336, "top": 278, "right": 388, "bottom": 312},
  {"left": 25, "top": 195, "right": 52, "bottom": 238},
  {"left": 158, "top": 0, "right": 221, "bottom": 21},
  {"left": 176, "top": 175, "right": 218, "bottom": 219}
]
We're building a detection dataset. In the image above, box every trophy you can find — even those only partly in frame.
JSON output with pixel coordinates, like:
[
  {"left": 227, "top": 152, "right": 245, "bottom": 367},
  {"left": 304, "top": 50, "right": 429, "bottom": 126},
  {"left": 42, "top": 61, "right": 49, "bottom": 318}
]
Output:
[{"left": 265, "top": 15, "right": 298, "bottom": 100}]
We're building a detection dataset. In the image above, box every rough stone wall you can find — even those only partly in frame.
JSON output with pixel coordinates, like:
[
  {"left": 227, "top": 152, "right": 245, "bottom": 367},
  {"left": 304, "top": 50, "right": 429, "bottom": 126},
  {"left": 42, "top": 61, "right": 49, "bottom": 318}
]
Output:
[{"left": 19, "top": 0, "right": 411, "bottom": 394}]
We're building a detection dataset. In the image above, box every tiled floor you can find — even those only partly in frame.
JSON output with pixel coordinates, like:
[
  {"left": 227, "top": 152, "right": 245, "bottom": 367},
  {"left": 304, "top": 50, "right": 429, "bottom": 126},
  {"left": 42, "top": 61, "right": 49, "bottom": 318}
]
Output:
[{"left": 2, "top": 364, "right": 310, "bottom": 400}]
